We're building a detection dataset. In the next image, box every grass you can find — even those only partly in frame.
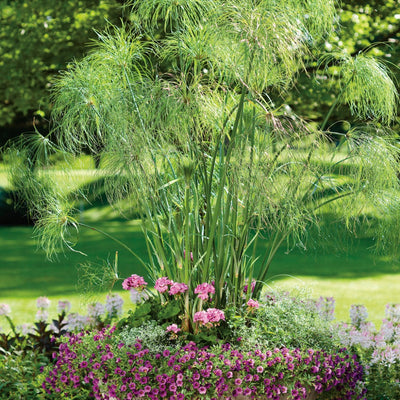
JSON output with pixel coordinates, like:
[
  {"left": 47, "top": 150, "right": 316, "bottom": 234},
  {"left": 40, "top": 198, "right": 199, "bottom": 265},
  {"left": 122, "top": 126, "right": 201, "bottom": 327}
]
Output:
[{"left": 1, "top": 218, "right": 399, "bottom": 330}]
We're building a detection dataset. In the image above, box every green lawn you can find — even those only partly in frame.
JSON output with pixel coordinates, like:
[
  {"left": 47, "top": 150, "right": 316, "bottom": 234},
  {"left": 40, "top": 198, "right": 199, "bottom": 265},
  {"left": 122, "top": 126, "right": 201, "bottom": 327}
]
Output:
[{"left": 1, "top": 220, "right": 399, "bottom": 330}]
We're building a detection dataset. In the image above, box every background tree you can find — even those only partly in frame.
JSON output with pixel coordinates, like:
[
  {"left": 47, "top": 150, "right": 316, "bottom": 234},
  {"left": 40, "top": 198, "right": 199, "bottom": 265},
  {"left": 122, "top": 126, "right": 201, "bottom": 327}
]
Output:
[
  {"left": 0, "top": 0, "right": 124, "bottom": 146},
  {"left": 2, "top": 1, "right": 400, "bottom": 146},
  {"left": 285, "top": 0, "right": 400, "bottom": 132}
]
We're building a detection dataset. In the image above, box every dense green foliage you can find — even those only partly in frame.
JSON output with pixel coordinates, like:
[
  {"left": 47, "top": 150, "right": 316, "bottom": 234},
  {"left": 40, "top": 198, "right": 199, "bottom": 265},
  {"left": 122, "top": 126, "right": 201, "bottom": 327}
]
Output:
[
  {"left": 1, "top": 0, "right": 400, "bottom": 149},
  {"left": 232, "top": 292, "right": 340, "bottom": 352},
  {"left": 0, "top": 0, "right": 122, "bottom": 136},
  {"left": 1, "top": 1, "right": 400, "bottom": 137}
]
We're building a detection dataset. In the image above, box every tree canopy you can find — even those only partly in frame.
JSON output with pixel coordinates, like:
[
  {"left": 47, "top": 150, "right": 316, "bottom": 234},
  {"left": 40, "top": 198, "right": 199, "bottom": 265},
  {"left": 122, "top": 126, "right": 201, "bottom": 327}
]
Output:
[{"left": 0, "top": 0, "right": 123, "bottom": 144}]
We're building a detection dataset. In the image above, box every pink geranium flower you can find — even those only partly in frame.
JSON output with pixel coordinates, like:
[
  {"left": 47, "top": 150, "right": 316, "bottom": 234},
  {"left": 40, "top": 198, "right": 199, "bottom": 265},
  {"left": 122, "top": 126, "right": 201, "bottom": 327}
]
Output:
[
  {"left": 193, "top": 311, "right": 209, "bottom": 325},
  {"left": 194, "top": 308, "right": 225, "bottom": 328},
  {"left": 206, "top": 308, "right": 225, "bottom": 323},
  {"left": 169, "top": 282, "right": 188, "bottom": 296},
  {"left": 122, "top": 274, "right": 147, "bottom": 291},
  {"left": 194, "top": 282, "right": 215, "bottom": 301},
  {"left": 247, "top": 299, "right": 259, "bottom": 309},
  {"left": 166, "top": 324, "right": 181, "bottom": 334},
  {"left": 154, "top": 277, "right": 172, "bottom": 293}
]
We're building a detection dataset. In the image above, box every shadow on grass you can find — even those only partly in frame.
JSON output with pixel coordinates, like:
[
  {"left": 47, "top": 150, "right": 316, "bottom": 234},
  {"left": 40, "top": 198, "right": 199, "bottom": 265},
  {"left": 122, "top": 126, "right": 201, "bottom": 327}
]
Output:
[
  {"left": 68, "top": 176, "right": 142, "bottom": 221},
  {"left": 0, "top": 223, "right": 148, "bottom": 298}
]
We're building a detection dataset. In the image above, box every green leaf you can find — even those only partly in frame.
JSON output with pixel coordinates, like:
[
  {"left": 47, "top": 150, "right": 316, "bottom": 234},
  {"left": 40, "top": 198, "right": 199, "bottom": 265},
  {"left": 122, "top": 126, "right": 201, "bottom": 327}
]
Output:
[
  {"left": 133, "top": 302, "right": 152, "bottom": 318},
  {"left": 157, "top": 301, "right": 181, "bottom": 321}
]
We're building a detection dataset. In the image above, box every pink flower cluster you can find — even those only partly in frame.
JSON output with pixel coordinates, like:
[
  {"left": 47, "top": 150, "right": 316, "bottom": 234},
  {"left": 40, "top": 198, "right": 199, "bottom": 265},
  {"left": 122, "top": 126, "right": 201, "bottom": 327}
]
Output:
[
  {"left": 166, "top": 324, "right": 181, "bottom": 334},
  {"left": 194, "top": 282, "right": 215, "bottom": 301},
  {"left": 194, "top": 308, "right": 225, "bottom": 328},
  {"left": 247, "top": 299, "right": 259, "bottom": 309},
  {"left": 154, "top": 277, "right": 172, "bottom": 293},
  {"left": 122, "top": 274, "right": 148, "bottom": 291},
  {"left": 155, "top": 277, "right": 188, "bottom": 296},
  {"left": 169, "top": 282, "right": 188, "bottom": 296}
]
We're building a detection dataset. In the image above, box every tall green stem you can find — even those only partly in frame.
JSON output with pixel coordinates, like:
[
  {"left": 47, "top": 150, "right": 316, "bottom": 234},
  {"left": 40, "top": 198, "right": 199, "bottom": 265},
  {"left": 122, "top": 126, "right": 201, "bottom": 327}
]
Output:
[{"left": 78, "top": 222, "right": 148, "bottom": 272}]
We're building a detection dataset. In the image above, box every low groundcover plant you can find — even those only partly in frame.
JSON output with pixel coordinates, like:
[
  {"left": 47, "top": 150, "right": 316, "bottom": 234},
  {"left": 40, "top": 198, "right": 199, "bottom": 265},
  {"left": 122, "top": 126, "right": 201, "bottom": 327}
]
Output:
[{"left": 41, "top": 326, "right": 366, "bottom": 400}]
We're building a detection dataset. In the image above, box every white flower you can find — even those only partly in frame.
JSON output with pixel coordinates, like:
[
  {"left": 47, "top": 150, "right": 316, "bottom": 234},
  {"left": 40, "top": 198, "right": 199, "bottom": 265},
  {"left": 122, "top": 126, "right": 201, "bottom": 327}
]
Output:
[
  {"left": 36, "top": 296, "right": 51, "bottom": 309},
  {"left": 105, "top": 294, "right": 124, "bottom": 317},
  {"left": 65, "top": 313, "right": 89, "bottom": 331},
  {"left": 36, "top": 309, "right": 49, "bottom": 322},
  {"left": 350, "top": 304, "right": 368, "bottom": 327},
  {"left": 381, "top": 320, "right": 394, "bottom": 342},
  {"left": 130, "top": 288, "right": 149, "bottom": 304},
  {"left": 87, "top": 302, "right": 105, "bottom": 319},
  {"left": 0, "top": 304, "right": 11, "bottom": 316},
  {"left": 57, "top": 300, "right": 71, "bottom": 314},
  {"left": 385, "top": 304, "right": 400, "bottom": 322},
  {"left": 17, "top": 324, "right": 34, "bottom": 335}
]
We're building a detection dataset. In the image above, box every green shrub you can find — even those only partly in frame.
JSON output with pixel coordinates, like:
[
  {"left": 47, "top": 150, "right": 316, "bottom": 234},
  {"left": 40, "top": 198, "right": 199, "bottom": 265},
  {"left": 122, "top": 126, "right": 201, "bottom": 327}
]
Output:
[
  {"left": 231, "top": 291, "right": 340, "bottom": 353},
  {"left": 117, "top": 320, "right": 182, "bottom": 354},
  {"left": 0, "top": 345, "right": 48, "bottom": 400}
]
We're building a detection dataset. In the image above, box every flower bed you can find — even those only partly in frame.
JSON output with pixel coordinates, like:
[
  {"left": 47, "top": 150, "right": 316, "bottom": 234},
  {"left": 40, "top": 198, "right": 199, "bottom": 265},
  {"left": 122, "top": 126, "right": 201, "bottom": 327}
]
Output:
[
  {"left": 5, "top": 290, "right": 400, "bottom": 399},
  {"left": 41, "top": 326, "right": 365, "bottom": 400}
]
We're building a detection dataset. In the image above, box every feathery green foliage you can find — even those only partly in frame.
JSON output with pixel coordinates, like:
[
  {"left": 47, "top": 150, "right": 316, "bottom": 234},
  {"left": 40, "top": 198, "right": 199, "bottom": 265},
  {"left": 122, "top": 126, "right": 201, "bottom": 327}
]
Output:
[{"left": 6, "top": 0, "right": 400, "bottom": 332}]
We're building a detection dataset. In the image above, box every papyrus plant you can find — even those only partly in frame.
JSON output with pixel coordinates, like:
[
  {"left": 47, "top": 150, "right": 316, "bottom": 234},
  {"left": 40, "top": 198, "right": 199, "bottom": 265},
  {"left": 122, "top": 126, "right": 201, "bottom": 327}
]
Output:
[{"left": 7, "top": 0, "right": 400, "bottom": 331}]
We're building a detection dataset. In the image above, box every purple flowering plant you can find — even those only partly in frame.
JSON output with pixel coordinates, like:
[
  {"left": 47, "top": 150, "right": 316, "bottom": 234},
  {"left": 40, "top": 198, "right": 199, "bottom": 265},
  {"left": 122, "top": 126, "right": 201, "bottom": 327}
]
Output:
[
  {"left": 0, "top": 294, "right": 125, "bottom": 360},
  {"left": 41, "top": 325, "right": 367, "bottom": 400},
  {"left": 0, "top": 298, "right": 70, "bottom": 358}
]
